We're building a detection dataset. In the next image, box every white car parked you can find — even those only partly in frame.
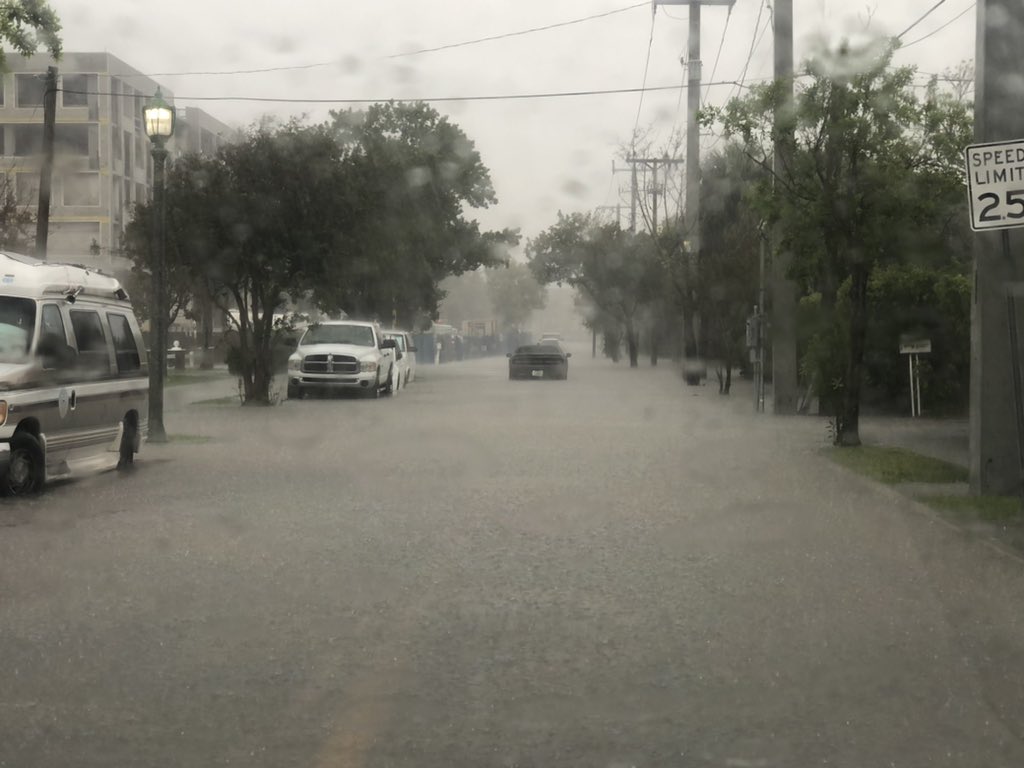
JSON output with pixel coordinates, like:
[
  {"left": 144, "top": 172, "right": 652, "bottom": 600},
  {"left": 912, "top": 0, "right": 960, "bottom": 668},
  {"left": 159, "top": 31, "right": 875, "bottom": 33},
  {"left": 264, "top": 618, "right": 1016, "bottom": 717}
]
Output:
[{"left": 382, "top": 330, "right": 417, "bottom": 389}]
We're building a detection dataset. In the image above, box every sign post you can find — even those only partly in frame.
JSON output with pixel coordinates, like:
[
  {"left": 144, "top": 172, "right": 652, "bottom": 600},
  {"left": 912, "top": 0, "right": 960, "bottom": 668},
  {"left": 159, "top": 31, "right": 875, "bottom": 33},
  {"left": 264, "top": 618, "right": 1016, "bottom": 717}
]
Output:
[
  {"left": 966, "top": 140, "right": 1024, "bottom": 499},
  {"left": 899, "top": 339, "right": 931, "bottom": 418}
]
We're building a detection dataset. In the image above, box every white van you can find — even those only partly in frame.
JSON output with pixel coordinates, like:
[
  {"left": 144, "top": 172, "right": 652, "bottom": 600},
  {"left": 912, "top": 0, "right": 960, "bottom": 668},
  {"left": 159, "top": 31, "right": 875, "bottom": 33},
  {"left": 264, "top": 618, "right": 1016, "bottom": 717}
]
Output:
[{"left": 0, "top": 252, "right": 149, "bottom": 495}]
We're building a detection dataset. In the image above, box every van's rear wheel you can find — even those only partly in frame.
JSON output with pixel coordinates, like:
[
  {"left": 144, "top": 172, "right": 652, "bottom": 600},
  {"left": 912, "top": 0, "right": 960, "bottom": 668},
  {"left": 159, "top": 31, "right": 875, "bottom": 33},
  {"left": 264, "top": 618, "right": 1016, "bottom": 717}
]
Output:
[
  {"left": 118, "top": 416, "right": 137, "bottom": 470},
  {"left": 3, "top": 432, "right": 44, "bottom": 495}
]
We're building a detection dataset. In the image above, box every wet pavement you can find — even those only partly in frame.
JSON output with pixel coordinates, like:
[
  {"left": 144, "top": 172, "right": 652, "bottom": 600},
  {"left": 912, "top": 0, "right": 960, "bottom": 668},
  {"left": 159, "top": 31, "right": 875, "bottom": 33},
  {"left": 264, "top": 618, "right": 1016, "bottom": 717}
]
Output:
[{"left": 1, "top": 350, "right": 1023, "bottom": 767}]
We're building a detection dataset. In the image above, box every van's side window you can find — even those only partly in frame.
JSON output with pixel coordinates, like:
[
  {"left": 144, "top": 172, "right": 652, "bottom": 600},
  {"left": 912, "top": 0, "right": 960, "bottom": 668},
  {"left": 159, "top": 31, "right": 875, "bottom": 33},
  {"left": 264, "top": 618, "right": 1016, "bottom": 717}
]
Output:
[
  {"left": 107, "top": 313, "right": 140, "bottom": 373},
  {"left": 69, "top": 310, "right": 111, "bottom": 375},
  {"left": 38, "top": 304, "right": 68, "bottom": 370},
  {"left": 41, "top": 304, "right": 66, "bottom": 342}
]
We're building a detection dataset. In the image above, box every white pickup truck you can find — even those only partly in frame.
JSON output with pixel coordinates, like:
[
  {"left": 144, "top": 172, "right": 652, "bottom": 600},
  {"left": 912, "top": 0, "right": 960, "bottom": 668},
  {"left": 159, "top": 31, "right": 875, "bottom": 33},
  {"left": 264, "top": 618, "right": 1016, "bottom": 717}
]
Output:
[{"left": 286, "top": 320, "right": 397, "bottom": 399}]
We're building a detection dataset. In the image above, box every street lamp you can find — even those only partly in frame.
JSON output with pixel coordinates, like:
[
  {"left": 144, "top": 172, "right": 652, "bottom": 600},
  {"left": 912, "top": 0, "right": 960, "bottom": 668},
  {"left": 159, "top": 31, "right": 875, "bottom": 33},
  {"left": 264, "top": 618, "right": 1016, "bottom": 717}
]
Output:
[{"left": 143, "top": 87, "right": 175, "bottom": 443}]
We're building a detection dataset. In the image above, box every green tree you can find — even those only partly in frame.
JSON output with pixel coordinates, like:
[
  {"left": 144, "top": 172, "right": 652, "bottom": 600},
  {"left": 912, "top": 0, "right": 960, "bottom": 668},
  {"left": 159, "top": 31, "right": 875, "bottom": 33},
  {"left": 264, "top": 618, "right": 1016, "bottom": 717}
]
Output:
[
  {"left": 696, "top": 145, "right": 764, "bottom": 393},
  {"left": 0, "top": 173, "right": 34, "bottom": 251},
  {"left": 0, "top": 1, "right": 61, "bottom": 68},
  {"left": 712, "top": 40, "right": 972, "bottom": 443},
  {"left": 126, "top": 122, "right": 349, "bottom": 404},
  {"left": 487, "top": 262, "right": 547, "bottom": 331},
  {"left": 326, "top": 102, "right": 517, "bottom": 327},
  {"left": 528, "top": 213, "right": 662, "bottom": 367}
]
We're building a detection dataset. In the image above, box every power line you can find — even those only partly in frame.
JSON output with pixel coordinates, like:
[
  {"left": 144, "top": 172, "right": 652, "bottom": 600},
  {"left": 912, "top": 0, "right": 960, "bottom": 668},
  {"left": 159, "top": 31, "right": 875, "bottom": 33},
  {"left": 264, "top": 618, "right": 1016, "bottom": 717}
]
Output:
[
  {"left": 727, "top": 0, "right": 769, "bottom": 106},
  {"left": 132, "top": 2, "right": 650, "bottom": 77},
  {"left": 387, "top": 1, "right": 649, "bottom": 59},
  {"left": 900, "top": 2, "right": 976, "bottom": 49},
  {"left": 631, "top": 6, "right": 658, "bottom": 149},
  {"left": 59, "top": 80, "right": 746, "bottom": 106},
  {"left": 703, "top": 6, "right": 734, "bottom": 106},
  {"left": 895, "top": 0, "right": 947, "bottom": 40}
]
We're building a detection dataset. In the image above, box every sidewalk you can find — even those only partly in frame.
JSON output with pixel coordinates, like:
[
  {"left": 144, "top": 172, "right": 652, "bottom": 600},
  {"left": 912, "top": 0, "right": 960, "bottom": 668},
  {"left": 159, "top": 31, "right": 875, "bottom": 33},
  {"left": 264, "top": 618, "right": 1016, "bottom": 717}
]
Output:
[
  {"left": 859, "top": 416, "right": 968, "bottom": 469},
  {"left": 729, "top": 375, "right": 970, "bottom": 468}
]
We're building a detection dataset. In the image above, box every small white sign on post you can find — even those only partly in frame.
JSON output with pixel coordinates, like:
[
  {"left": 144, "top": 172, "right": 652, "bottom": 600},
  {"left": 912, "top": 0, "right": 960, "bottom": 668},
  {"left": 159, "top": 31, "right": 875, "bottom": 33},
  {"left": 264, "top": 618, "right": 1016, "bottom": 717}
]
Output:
[
  {"left": 965, "top": 139, "right": 1024, "bottom": 232},
  {"left": 900, "top": 339, "right": 930, "bottom": 418},
  {"left": 899, "top": 339, "right": 932, "bottom": 355}
]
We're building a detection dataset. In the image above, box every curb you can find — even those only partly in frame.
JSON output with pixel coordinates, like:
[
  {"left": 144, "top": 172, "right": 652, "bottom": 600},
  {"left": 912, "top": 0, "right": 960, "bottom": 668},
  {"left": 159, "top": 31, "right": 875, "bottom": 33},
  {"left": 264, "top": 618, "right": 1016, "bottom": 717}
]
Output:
[{"left": 821, "top": 453, "right": 1024, "bottom": 565}]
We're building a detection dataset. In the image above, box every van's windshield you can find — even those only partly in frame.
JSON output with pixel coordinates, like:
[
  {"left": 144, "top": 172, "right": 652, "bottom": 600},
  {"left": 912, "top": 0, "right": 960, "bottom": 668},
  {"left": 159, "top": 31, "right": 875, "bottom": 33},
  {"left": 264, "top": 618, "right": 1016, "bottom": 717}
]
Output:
[{"left": 0, "top": 297, "right": 35, "bottom": 363}]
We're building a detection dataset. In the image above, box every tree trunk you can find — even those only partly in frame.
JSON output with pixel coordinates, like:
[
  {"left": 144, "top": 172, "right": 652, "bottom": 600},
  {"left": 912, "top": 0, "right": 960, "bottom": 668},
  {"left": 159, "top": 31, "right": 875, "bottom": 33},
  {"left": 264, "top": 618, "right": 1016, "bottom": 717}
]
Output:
[
  {"left": 650, "top": 329, "right": 658, "bottom": 367},
  {"left": 724, "top": 362, "right": 732, "bottom": 395},
  {"left": 200, "top": 286, "right": 214, "bottom": 369},
  {"left": 682, "top": 304, "right": 698, "bottom": 359},
  {"left": 838, "top": 264, "right": 869, "bottom": 446},
  {"left": 626, "top": 319, "right": 639, "bottom": 368}
]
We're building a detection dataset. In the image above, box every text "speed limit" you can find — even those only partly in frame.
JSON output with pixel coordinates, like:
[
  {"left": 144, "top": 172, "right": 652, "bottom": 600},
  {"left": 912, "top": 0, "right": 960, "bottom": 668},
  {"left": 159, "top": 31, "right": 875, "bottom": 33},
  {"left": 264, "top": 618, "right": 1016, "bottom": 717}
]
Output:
[{"left": 965, "top": 139, "right": 1024, "bottom": 232}]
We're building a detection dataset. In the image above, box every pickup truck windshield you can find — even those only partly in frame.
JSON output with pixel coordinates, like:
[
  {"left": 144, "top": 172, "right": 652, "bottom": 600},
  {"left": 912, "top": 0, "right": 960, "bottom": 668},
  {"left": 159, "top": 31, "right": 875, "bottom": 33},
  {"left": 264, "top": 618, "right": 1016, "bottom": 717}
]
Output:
[{"left": 301, "top": 324, "right": 375, "bottom": 347}]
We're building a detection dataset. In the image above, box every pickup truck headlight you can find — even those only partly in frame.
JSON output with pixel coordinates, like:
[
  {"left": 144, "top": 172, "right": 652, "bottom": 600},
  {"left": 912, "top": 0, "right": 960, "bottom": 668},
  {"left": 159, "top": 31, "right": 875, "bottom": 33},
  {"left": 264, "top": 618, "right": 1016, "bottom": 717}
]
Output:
[
  {"left": 360, "top": 359, "right": 378, "bottom": 373},
  {"left": 287, "top": 356, "right": 302, "bottom": 372}
]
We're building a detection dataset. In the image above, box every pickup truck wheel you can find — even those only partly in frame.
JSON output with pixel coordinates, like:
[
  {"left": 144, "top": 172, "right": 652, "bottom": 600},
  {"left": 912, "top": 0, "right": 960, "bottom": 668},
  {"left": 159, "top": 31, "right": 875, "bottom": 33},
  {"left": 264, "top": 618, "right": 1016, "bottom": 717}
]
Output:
[
  {"left": 383, "top": 369, "right": 394, "bottom": 396},
  {"left": 364, "top": 374, "right": 381, "bottom": 399}
]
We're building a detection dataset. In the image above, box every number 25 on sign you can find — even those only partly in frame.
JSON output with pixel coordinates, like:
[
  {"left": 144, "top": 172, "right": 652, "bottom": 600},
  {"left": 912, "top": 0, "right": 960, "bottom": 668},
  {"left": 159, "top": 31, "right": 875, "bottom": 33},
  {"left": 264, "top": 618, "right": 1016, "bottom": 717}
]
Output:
[{"left": 965, "top": 139, "right": 1024, "bottom": 232}]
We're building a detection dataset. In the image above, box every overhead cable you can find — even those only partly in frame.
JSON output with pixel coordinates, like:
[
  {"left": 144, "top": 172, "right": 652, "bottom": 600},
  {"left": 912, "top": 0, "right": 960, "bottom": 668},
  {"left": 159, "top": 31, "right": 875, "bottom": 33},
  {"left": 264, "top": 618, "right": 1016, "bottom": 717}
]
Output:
[
  {"left": 131, "top": 2, "right": 650, "bottom": 77},
  {"left": 58, "top": 80, "right": 749, "bottom": 106}
]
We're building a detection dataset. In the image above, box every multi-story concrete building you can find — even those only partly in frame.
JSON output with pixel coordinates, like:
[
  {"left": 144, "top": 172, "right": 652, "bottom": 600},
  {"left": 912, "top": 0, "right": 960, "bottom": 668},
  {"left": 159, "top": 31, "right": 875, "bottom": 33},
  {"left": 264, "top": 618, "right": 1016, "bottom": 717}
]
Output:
[{"left": 0, "top": 52, "right": 235, "bottom": 275}]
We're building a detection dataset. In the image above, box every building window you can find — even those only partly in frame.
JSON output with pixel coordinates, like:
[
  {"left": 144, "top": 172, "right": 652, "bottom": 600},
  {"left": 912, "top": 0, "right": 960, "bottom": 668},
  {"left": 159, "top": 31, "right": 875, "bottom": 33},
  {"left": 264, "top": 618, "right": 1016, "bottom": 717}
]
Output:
[
  {"left": 110, "top": 78, "right": 120, "bottom": 122},
  {"left": 135, "top": 133, "right": 145, "bottom": 169},
  {"left": 55, "top": 124, "right": 91, "bottom": 157},
  {"left": 0, "top": 78, "right": 6, "bottom": 107},
  {"left": 61, "top": 74, "right": 89, "bottom": 107},
  {"left": 0, "top": 129, "right": 5, "bottom": 156},
  {"left": 111, "top": 126, "right": 122, "bottom": 163},
  {"left": 49, "top": 221, "right": 101, "bottom": 256},
  {"left": 63, "top": 174, "right": 99, "bottom": 206},
  {"left": 13, "top": 125, "right": 42, "bottom": 156},
  {"left": 16, "top": 74, "right": 45, "bottom": 107},
  {"left": 123, "top": 130, "right": 132, "bottom": 171},
  {"left": 136, "top": 183, "right": 147, "bottom": 205},
  {"left": 15, "top": 173, "right": 39, "bottom": 205},
  {"left": 122, "top": 86, "right": 134, "bottom": 117}
]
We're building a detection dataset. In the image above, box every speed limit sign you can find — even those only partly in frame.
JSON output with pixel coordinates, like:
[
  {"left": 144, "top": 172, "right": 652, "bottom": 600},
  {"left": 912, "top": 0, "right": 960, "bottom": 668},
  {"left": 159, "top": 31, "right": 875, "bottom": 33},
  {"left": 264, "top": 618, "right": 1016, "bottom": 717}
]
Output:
[{"left": 965, "top": 139, "right": 1024, "bottom": 232}]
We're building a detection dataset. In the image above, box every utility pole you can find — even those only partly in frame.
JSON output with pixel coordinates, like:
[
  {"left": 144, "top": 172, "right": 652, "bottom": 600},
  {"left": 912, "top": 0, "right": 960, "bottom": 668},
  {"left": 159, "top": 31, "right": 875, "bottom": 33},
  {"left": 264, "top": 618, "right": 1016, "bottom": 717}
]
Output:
[
  {"left": 655, "top": 1, "right": 733, "bottom": 375},
  {"left": 970, "top": 0, "right": 1024, "bottom": 495},
  {"left": 622, "top": 155, "right": 684, "bottom": 234},
  {"left": 612, "top": 160, "right": 637, "bottom": 232},
  {"left": 35, "top": 66, "right": 57, "bottom": 261},
  {"left": 771, "top": 0, "right": 799, "bottom": 414}
]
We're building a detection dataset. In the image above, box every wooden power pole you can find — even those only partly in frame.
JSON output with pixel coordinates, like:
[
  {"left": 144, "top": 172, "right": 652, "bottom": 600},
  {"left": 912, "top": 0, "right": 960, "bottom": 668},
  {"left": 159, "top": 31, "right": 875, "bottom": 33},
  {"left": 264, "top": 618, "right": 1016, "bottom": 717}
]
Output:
[
  {"left": 35, "top": 66, "right": 57, "bottom": 261},
  {"left": 771, "top": 0, "right": 799, "bottom": 415},
  {"left": 654, "top": 1, "right": 733, "bottom": 376},
  {"left": 970, "top": 0, "right": 1024, "bottom": 495}
]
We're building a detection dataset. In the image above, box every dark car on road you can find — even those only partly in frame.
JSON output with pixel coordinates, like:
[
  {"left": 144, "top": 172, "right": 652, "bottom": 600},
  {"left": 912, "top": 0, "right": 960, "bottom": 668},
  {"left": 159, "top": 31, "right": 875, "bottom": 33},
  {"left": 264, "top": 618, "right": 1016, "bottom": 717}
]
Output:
[{"left": 507, "top": 343, "right": 571, "bottom": 380}]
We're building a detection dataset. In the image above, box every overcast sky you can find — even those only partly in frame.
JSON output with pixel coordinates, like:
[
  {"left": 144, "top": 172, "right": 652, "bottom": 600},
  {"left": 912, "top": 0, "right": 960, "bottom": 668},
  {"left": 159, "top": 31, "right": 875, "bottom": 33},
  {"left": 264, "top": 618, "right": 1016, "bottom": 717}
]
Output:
[{"left": 54, "top": 0, "right": 976, "bottom": 242}]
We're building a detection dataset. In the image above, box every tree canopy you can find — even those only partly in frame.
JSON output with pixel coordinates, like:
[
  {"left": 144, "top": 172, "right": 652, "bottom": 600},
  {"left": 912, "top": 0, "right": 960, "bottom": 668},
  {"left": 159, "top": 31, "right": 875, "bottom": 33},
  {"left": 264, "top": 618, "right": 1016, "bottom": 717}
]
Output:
[
  {"left": 709, "top": 40, "right": 972, "bottom": 443},
  {"left": 528, "top": 213, "right": 664, "bottom": 367},
  {"left": 126, "top": 104, "right": 513, "bottom": 403},
  {"left": 0, "top": 1, "right": 61, "bottom": 68}
]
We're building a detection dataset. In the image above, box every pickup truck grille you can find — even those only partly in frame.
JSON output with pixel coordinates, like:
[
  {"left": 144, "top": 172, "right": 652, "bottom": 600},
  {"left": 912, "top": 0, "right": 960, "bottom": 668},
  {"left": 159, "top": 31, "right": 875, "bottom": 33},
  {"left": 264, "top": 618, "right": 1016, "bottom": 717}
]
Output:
[{"left": 302, "top": 354, "right": 359, "bottom": 374}]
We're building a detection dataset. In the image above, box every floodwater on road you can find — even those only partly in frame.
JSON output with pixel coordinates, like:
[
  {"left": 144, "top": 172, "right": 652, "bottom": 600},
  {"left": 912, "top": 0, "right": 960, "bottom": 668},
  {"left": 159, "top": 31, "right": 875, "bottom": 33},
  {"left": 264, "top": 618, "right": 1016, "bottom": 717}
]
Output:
[{"left": 2, "top": 349, "right": 1024, "bottom": 767}]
